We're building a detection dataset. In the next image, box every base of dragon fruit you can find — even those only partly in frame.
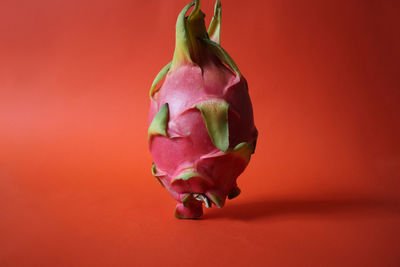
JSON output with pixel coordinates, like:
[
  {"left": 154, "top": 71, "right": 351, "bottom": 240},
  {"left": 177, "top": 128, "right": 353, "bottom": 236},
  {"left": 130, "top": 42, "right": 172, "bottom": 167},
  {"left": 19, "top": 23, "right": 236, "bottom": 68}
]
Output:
[
  {"left": 173, "top": 188, "right": 241, "bottom": 219},
  {"left": 174, "top": 202, "right": 203, "bottom": 219}
]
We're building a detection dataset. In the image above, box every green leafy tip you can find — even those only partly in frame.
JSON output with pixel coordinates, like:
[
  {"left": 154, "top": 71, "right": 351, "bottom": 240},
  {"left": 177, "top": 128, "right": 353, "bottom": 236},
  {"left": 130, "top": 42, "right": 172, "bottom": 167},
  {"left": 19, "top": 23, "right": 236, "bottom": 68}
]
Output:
[
  {"left": 188, "top": 0, "right": 201, "bottom": 21},
  {"left": 171, "top": 170, "right": 213, "bottom": 185},
  {"left": 196, "top": 100, "right": 229, "bottom": 152},
  {"left": 175, "top": 171, "right": 202, "bottom": 181},
  {"left": 151, "top": 162, "right": 165, "bottom": 187},
  {"left": 232, "top": 142, "right": 254, "bottom": 163},
  {"left": 151, "top": 162, "right": 157, "bottom": 176},
  {"left": 187, "top": 0, "right": 208, "bottom": 51},
  {"left": 148, "top": 103, "right": 169, "bottom": 140},
  {"left": 149, "top": 61, "right": 171, "bottom": 98},
  {"left": 171, "top": 1, "right": 195, "bottom": 70},
  {"left": 207, "top": 0, "right": 221, "bottom": 44}
]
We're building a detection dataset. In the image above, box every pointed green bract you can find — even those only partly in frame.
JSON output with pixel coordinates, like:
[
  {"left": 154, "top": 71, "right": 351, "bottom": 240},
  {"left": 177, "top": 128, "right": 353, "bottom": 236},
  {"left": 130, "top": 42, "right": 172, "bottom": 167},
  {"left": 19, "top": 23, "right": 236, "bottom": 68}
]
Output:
[
  {"left": 151, "top": 162, "right": 165, "bottom": 187},
  {"left": 151, "top": 162, "right": 157, "bottom": 176},
  {"left": 206, "top": 192, "right": 223, "bottom": 208},
  {"left": 172, "top": 170, "right": 213, "bottom": 184},
  {"left": 171, "top": 1, "right": 195, "bottom": 70},
  {"left": 199, "top": 142, "right": 254, "bottom": 163},
  {"left": 175, "top": 171, "right": 202, "bottom": 181},
  {"left": 207, "top": 0, "right": 221, "bottom": 44},
  {"left": 148, "top": 103, "right": 169, "bottom": 139},
  {"left": 149, "top": 61, "right": 171, "bottom": 98},
  {"left": 171, "top": 168, "right": 214, "bottom": 185},
  {"left": 232, "top": 142, "right": 254, "bottom": 163},
  {"left": 188, "top": 0, "right": 201, "bottom": 21},
  {"left": 196, "top": 100, "right": 229, "bottom": 152},
  {"left": 186, "top": 0, "right": 208, "bottom": 62},
  {"left": 199, "top": 37, "right": 241, "bottom": 77}
]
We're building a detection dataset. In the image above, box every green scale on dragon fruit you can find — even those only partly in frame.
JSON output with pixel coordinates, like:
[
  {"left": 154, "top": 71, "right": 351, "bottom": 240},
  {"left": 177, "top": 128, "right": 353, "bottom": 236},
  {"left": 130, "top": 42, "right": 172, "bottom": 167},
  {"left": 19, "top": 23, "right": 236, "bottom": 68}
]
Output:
[{"left": 148, "top": 0, "right": 258, "bottom": 219}]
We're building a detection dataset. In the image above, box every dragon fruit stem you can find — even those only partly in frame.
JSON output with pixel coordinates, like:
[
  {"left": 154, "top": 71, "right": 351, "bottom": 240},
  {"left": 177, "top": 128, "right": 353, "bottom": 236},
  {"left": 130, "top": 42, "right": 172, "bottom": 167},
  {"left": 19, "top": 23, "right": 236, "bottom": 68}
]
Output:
[{"left": 175, "top": 194, "right": 203, "bottom": 219}]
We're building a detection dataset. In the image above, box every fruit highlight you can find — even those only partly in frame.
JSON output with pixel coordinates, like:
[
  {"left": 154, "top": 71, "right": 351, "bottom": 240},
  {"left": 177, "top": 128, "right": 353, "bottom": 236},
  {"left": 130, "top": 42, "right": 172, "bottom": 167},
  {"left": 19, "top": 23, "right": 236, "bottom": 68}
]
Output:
[{"left": 148, "top": 0, "right": 257, "bottom": 219}]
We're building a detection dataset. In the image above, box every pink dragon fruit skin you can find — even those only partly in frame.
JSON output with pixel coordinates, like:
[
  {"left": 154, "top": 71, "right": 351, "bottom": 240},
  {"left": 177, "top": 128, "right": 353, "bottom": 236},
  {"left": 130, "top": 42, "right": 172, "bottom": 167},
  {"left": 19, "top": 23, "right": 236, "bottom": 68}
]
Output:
[{"left": 148, "top": 0, "right": 257, "bottom": 219}]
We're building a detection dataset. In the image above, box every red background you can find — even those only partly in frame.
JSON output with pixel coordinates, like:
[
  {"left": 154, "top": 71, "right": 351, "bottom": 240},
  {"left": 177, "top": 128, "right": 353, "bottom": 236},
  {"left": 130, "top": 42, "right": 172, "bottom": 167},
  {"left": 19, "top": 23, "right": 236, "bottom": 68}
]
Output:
[{"left": 1, "top": 0, "right": 400, "bottom": 266}]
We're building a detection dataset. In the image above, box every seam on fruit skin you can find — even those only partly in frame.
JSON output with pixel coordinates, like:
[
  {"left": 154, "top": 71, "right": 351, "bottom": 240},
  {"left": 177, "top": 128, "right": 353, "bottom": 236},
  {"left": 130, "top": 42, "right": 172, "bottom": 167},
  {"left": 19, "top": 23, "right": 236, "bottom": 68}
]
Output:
[
  {"left": 206, "top": 67, "right": 239, "bottom": 94},
  {"left": 222, "top": 75, "right": 242, "bottom": 95},
  {"left": 172, "top": 168, "right": 213, "bottom": 184},
  {"left": 167, "top": 96, "right": 221, "bottom": 124},
  {"left": 198, "top": 37, "right": 241, "bottom": 77},
  {"left": 197, "top": 142, "right": 254, "bottom": 163},
  {"left": 167, "top": 97, "right": 234, "bottom": 139},
  {"left": 170, "top": 169, "right": 215, "bottom": 193},
  {"left": 167, "top": 119, "right": 190, "bottom": 139},
  {"left": 172, "top": 161, "right": 197, "bottom": 176},
  {"left": 228, "top": 105, "right": 241, "bottom": 119},
  {"left": 198, "top": 149, "right": 226, "bottom": 160}
]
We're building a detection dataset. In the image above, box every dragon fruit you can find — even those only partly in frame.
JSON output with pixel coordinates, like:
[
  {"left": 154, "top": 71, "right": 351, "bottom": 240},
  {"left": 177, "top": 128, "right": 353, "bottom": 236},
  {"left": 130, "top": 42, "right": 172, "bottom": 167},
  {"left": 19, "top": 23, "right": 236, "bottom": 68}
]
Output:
[{"left": 148, "top": 0, "right": 257, "bottom": 219}]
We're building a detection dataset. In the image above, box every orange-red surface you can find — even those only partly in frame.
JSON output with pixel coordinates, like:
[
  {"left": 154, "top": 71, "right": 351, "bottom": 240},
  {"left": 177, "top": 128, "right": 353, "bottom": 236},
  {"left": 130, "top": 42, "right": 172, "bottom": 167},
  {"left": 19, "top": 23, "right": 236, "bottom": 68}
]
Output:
[{"left": 1, "top": 0, "right": 400, "bottom": 266}]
